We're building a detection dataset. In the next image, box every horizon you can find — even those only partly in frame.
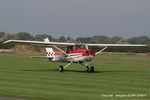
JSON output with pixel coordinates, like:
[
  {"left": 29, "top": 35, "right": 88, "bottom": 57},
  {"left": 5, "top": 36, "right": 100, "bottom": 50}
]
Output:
[{"left": 1, "top": 31, "right": 150, "bottom": 39}]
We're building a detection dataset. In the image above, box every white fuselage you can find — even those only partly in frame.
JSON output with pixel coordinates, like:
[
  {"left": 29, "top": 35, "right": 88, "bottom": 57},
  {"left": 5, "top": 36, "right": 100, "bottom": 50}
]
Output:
[{"left": 48, "top": 53, "right": 94, "bottom": 63}]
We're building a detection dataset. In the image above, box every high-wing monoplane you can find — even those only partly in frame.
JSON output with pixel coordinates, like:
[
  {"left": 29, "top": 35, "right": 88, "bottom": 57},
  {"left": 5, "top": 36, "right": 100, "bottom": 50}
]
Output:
[{"left": 4, "top": 38, "right": 146, "bottom": 72}]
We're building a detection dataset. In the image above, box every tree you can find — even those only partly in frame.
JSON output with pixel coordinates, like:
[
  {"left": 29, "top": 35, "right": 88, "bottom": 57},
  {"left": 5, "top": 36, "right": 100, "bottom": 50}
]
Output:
[
  {"left": 0, "top": 32, "right": 5, "bottom": 39},
  {"left": 90, "top": 35, "right": 109, "bottom": 43},
  {"left": 128, "top": 36, "right": 150, "bottom": 44},
  {"left": 59, "top": 36, "right": 66, "bottom": 42},
  {"left": 16, "top": 32, "right": 33, "bottom": 40},
  {"left": 34, "top": 34, "right": 53, "bottom": 41},
  {"left": 67, "top": 37, "right": 74, "bottom": 43},
  {"left": 76, "top": 35, "right": 110, "bottom": 43},
  {"left": 109, "top": 36, "right": 122, "bottom": 43},
  {"left": 0, "top": 33, "right": 17, "bottom": 41},
  {"left": 76, "top": 37, "right": 91, "bottom": 43},
  {"left": 116, "top": 39, "right": 128, "bottom": 44}
]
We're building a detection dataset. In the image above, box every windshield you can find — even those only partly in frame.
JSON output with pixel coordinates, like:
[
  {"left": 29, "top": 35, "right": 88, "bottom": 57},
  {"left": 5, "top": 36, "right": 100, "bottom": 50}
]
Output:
[{"left": 75, "top": 45, "right": 86, "bottom": 50}]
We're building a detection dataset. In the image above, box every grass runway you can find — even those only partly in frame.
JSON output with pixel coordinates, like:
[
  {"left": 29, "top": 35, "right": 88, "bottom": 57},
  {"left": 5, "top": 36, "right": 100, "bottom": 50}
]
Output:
[{"left": 0, "top": 53, "right": 150, "bottom": 100}]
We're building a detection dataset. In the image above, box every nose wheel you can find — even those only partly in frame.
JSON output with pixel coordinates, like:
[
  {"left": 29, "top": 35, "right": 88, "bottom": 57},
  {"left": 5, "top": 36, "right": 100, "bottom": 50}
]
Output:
[
  {"left": 85, "top": 66, "right": 94, "bottom": 72},
  {"left": 85, "top": 66, "right": 89, "bottom": 72},
  {"left": 90, "top": 66, "right": 94, "bottom": 72}
]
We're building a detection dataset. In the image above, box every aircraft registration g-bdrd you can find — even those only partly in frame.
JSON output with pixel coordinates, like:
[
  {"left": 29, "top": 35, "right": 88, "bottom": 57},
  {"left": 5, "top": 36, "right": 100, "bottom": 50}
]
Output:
[{"left": 4, "top": 38, "right": 146, "bottom": 72}]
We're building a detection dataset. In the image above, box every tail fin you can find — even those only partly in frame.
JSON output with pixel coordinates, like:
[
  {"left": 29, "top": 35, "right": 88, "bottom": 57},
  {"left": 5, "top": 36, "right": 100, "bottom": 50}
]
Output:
[
  {"left": 44, "top": 38, "right": 50, "bottom": 43},
  {"left": 46, "top": 48, "right": 55, "bottom": 58}
]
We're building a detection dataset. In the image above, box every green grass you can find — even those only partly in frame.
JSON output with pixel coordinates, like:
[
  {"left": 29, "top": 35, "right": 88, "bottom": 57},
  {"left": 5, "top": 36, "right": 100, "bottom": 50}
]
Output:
[{"left": 0, "top": 53, "right": 150, "bottom": 100}]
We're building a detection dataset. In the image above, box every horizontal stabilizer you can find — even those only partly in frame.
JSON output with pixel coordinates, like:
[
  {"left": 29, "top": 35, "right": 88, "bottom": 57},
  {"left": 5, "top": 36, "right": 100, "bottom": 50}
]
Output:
[{"left": 31, "top": 56, "right": 48, "bottom": 58}]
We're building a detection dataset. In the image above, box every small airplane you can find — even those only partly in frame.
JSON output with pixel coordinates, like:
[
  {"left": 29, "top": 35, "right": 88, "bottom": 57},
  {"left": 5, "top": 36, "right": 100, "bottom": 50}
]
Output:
[{"left": 4, "top": 38, "right": 146, "bottom": 72}]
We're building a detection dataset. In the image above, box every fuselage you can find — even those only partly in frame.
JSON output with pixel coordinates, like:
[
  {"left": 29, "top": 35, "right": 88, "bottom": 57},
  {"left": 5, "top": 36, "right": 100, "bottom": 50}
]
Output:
[{"left": 48, "top": 45, "right": 96, "bottom": 63}]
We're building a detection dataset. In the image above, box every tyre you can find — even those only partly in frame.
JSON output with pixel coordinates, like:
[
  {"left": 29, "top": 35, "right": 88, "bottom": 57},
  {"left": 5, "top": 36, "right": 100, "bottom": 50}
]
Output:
[
  {"left": 85, "top": 66, "right": 89, "bottom": 72},
  {"left": 59, "top": 65, "right": 64, "bottom": 72},
  {"left": 90, "top": 66, "right": 94, "bottom": 72}
]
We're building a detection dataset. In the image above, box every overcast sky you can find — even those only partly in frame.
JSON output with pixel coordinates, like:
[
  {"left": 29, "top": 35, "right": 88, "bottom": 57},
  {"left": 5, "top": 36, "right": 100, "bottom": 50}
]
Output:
[{"left": 0, "top": 0, "right": 150, "bottom": 38}]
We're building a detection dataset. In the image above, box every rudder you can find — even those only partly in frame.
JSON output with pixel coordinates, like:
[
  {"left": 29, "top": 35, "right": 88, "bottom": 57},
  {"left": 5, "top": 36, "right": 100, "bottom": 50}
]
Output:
[{"left": 46, "top": 48, "right": 55, "bottom": 58}]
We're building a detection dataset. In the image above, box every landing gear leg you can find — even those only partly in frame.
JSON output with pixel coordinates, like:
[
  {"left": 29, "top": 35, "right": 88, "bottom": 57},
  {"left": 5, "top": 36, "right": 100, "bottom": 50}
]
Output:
[
  {"left": 59, "top": 62, "right": 72, "bottom": 72},
  {"left": 82, "top": 62, "right": 94, "bottom": 72},
  {"left": 85, "top": 66, "right": 89, "bottom": 72},
  {"left": 83, "top": 62, "right": 89, "bottom": 72}
]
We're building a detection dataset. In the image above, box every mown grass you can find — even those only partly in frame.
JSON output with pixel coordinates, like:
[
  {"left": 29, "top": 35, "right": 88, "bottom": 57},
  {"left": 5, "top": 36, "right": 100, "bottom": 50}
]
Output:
[{"left": 0, "top": 53, "right": 150, "bottom": 100}]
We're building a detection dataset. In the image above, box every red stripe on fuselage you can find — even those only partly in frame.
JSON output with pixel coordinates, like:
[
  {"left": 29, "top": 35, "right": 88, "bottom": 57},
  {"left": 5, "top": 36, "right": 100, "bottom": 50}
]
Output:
[
  {"left": 65, "top": 56, "right": 84, "bottom": 60},
  {"left": 54, "top": 52, "right": 63, "bottom": 55}
]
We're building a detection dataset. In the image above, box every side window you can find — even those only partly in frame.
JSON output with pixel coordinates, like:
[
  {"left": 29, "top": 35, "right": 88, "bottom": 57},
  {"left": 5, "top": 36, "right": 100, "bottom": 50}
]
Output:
[
  {"left": 75, "top": 45, "right": 77, "bottom": 50},
  {"left": 70, "top": 46, "right": 73, "bottom": 52},
  {"left": 75, "top": 45, "right": 80, "bottom": 50},
  {"left": 66, "top": 46, "right": 73, "bottom": 53}
]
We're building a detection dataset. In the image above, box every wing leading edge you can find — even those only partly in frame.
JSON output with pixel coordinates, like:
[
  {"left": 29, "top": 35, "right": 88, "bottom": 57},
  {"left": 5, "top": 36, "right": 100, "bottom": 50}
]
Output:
[
  {"left": 3, "top": 40, "right": 75, "bottom": 46},
  {"left": 87, "top": 43, "right": 146, "bottom": 47},
  {"left": 4, "top": 39, "right": 147, "bottom": 47}
]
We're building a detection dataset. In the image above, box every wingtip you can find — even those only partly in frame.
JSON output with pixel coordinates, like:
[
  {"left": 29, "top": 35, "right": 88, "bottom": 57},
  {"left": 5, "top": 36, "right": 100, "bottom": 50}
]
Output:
[
  {"left": 3, "top": 40, "right": 9, "bottom": 44},
  {"left": 3, "top": 40, "right": 12, "bottom": 44}
]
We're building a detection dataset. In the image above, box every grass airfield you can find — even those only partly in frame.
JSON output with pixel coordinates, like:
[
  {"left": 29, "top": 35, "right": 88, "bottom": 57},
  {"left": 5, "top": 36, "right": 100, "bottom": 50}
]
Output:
[{"left": 0, "top": 53, "right": 150, "bottom": 100}]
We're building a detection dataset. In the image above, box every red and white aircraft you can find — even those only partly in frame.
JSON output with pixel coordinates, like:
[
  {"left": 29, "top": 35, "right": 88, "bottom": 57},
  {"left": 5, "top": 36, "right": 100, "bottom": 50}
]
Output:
[{"left": 4, "top": 38, "right": 146, "bottom": 72}]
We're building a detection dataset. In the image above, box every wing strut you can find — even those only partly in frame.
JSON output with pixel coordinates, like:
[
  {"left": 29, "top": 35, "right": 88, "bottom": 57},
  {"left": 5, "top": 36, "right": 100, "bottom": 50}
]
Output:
[
  {"left": 64, "top": 61, "right": 73, "bottom": 69},
  {"left": 52, "top": 45, "right": 75, "bottom": 60},
  {"left": 96, "top": 47, "right": 107, "bottom": 55},
  {"left": 52, "top": 45, "right": 67, "bottom": 55}
]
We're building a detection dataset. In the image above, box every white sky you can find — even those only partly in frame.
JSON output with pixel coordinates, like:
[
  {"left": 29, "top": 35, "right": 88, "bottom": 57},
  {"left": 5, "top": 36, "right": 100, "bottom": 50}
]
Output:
[{"left": 0, "top": 0, "right": 150, "bottom": 38}]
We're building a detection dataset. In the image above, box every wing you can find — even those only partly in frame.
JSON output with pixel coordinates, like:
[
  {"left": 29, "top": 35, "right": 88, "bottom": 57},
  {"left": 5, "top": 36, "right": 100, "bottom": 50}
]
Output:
[
  {"left": 3, "top": 39, "right": 75, "bottom": 46},
  {"left": 87, "top": 44, "right": 147, "bottom": 55},
  {"left": 87, "top": 43, "right": 147, "bottom": 55},
  {"left": 87, "top": 43, "right": 146, "bottom": 47},
  {"left": 4, "top": 39, "right": 147, "bottom": 47}
]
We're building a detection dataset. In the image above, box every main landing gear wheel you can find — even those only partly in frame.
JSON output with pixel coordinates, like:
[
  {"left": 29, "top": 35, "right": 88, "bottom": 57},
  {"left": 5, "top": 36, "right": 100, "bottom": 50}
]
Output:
[
  {"left": 59, "top": 65, "right": 64, "bottom": 72},
  {"left": 90, "top": 66, "right": 94, "bottom": 72},
  {"left": 85, "top": 66, "right": 89, "bottom": 72}
]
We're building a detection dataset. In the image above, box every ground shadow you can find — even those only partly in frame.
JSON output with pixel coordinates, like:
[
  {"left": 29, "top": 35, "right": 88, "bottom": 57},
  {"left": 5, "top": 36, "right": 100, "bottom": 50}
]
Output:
[{"left": 20, "top": 69, "right": 136, "bottom": 73}]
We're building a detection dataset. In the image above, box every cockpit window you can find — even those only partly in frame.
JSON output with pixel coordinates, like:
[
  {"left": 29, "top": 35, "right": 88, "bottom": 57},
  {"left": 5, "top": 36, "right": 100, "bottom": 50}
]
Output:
[
  {"left": 66, "top": 46, "right": 73, "bottom": 53},
  {"left": 75, "top": 45, "right": 86, "bottom": 50}
]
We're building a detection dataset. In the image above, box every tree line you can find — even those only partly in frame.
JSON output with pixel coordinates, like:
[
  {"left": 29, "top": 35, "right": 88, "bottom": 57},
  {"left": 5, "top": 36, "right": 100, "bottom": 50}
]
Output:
[
  {"left": 1, "top": 32, "right": 150, "bottom": 44},
  {"left": 0, "top": 32, "right": 150, "bottom": 53}
]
